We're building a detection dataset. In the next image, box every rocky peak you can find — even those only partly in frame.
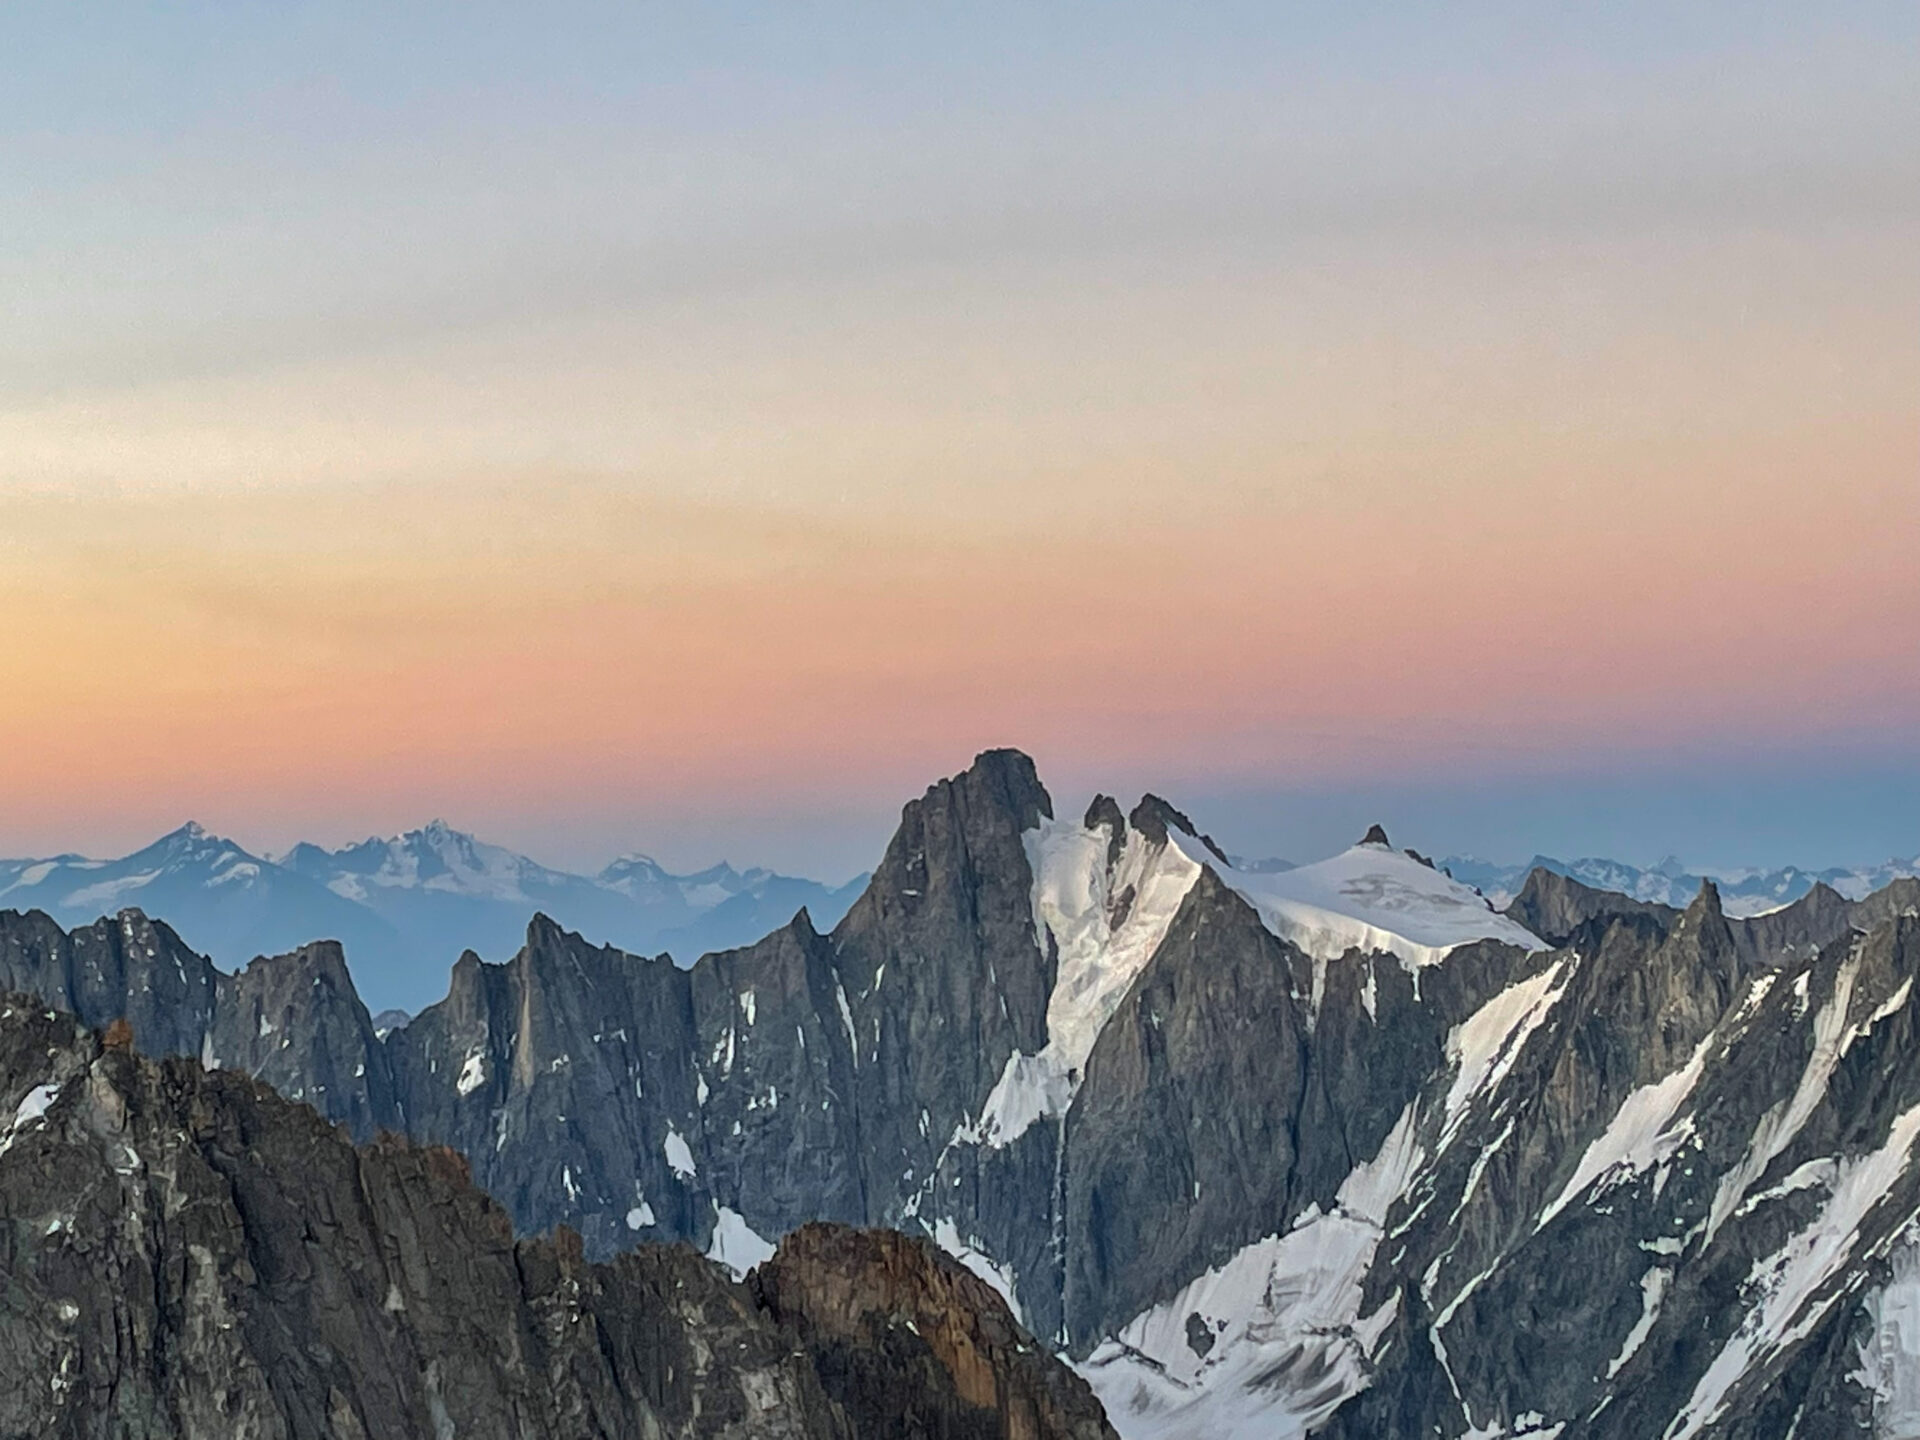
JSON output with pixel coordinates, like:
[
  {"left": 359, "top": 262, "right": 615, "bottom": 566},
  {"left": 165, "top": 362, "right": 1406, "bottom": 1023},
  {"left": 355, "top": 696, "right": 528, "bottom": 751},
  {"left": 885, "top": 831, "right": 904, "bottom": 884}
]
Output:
[
  {"left": 1730, "top": 877, "right": 1871, "bottom": 968},
  {"left": 209, "top": 937, "right": 395, "bottom": 1137},
  {"left": 1685, "top": 875, "right": 1725, "bottom": 920},
  {"left": 1668, "top": 877, "right": 1740, "bottom": 991},
  {"left": 1082, "top": 795, "right": 1129, "bottom": 867},
  {"left": 1126, "top": 794, "right": 1230, "bottom": 865},
  {"left": 754, "top": 1224, "right": 1117, "bottom": 1440},
  {"left": 1504, "top": 865, "right": 1681, "bottom": 946},
  {"left": 958, "top": 748, "right": 1054, "bottom": 832},
  {"left": 1358, "top": 822, "right": 1392, "bottom": 848},
  {"left": 826, "top": 751, "right": 1060, "bottom": 1226},
  {"left": 1082, "top": 794, "right": 1127, "bottom": 834}
]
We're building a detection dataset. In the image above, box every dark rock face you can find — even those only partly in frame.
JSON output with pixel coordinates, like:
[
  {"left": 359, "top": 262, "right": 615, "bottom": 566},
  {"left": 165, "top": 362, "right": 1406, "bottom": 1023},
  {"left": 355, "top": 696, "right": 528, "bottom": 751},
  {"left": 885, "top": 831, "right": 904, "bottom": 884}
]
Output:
[
  {"left": 0, "top": 915, "right": 394, "bottom": 1139},
  {"left": 754, "top": 1224, "right": 1117, "bottom": 1440},
  {"left": 0, "top": 996, "right": 1127, "bottom": 1440},
  {"left": 1063, "top": 871, "right": 1314, "bottom": 1343},
  {"left": 830, "top": 748, "right": 1056, "bottom": 1220},
  {"left": 1504, "top": 864, "right": 1682, "bottom": 944},
  {"left": 1058, "top": 878, "right": 1551, "bottom": 1352},
  {"left": 0, "top": 908, "right": 221, "bottom": 1059},
  {"left": 0, "top": 995, "right": 846, "bottom": 1440},
  {"left": 207, "top": 939, "right": 399, "bottom": 1139},
  {"left": 0, "top": 749, "right": 1071, "bottom": 1275},
  {"left": 1124, "top": 796, "right": 1229, "bottom": 866},
  {"left": 1729, "top": 875, "right": 1920, "bottom": 968}
]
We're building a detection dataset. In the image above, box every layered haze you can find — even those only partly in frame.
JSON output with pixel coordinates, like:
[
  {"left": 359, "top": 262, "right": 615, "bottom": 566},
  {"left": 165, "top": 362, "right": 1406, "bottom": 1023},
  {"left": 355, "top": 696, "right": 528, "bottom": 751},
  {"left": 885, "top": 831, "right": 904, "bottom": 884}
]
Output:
[{"left": 3, "top": 3, "right": 1916, "bottom": 875}]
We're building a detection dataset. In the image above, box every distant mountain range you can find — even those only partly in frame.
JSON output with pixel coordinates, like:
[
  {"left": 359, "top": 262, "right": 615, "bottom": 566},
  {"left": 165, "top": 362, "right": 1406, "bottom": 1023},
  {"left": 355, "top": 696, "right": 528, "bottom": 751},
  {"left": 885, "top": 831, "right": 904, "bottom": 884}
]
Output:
[
  {"left": 1442, "top": 852, "right": 1920, "bottom": 916},
  {"left": 0, "top": 820, "right": 865, "bottom": 1012},
  {"left": 7, "top": 751, "right": 1920, "bottom": 1437},
  {"left": 4, "top": 817, "right": 1914, "bottom": 1017}
]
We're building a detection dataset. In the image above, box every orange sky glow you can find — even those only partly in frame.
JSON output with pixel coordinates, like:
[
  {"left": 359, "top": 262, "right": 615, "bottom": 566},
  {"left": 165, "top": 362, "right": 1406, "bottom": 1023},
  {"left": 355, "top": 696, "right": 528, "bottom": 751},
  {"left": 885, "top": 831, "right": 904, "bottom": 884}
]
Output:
[{"left": 3, "top": 6, "right": 1916, "bottom": 874}]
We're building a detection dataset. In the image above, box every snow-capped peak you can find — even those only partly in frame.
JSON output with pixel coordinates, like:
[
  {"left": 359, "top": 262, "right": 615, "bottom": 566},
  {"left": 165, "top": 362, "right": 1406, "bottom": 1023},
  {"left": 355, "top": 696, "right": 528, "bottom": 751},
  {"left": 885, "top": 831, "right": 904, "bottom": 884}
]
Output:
[
  {"left": 157, "top": 820, "right": 231, "bottom": 854},
  {"left": 1210, "top": 840, "right": 1546, "bottom": 973},
  {"left": 603, "top": 852, "right": 667, "bottom": 873},
  {"left": 309, "top": 822, "right": 570, "bottom": 903}
]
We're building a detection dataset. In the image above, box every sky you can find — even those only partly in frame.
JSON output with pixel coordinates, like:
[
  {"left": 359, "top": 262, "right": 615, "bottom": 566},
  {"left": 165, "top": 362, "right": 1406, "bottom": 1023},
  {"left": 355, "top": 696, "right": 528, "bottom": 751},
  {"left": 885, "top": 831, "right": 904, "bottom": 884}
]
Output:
[{"left": 2, "top": 3, "right": 1917, "bottom": 880}]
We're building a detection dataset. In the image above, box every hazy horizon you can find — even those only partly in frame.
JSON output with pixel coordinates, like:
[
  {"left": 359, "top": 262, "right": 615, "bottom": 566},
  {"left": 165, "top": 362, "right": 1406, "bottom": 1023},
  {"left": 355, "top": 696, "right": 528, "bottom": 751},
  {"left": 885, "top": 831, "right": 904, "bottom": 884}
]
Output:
[{"left": 10, "top": 746, "right": 1920, "bottom": 887}]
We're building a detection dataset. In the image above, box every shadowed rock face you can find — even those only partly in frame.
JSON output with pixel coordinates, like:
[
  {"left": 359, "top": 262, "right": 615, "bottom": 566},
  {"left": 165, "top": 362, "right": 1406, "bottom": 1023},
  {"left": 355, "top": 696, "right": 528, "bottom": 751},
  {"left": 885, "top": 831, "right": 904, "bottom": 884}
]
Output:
[
  {"left": 754, "top": 1224, "right": 1117, "bottom": 1440},
  {"left": 0, "top": 996, "right": 1120, "bottom": 1440},
  {"left": 0, "top": 907, "right": 220, "bottom": 1059},
  {"left": 1504, "top": 864, "right": 1683, "bottom": 945},
  {"left": 1508, "top": 864, "right": 1920, "bottom": 970},
  {"left": 829, "top": 747, "right": 1057, "bottom": 1216},
  {"left": 1729, "top": 875, "right": 1920, "bottom": 968},
  {"left": 1057, "top": 871, "right": 1550, "bottom": 1351}
]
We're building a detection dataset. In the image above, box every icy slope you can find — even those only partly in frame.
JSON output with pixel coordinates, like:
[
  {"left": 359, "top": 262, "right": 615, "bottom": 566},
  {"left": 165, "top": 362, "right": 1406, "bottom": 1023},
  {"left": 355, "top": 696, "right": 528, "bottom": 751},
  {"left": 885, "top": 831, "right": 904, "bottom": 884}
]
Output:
[
  {"left": 955, "top": 804, "right": 1203, "bottom": 1150},
  {"left": 1211, "top": 835, "right": 1546, "bottom": 971}
]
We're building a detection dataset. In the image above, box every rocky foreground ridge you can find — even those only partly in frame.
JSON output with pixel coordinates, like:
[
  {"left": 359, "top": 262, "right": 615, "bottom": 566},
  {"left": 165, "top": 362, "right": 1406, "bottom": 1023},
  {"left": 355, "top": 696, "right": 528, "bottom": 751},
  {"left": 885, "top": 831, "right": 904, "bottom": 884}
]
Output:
[
  {"left": 5, "top": 749, "right": 1920, "bottom": 1437},
  {"left": 0, "top": 994, "right": 1113, "bottom": 1439}
]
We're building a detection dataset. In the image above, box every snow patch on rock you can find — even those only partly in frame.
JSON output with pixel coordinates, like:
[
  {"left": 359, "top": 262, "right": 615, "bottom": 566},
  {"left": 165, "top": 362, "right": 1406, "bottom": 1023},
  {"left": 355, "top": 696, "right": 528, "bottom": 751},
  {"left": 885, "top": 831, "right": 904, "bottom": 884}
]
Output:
[
  {"left": 1606, "top": 1268, "right": 1672, "bottom": 1379},
  {"left": 1442, "top": 956, "right": 1572, "bottom": 1150},
  {"left": 1540, "top": 1030, "right": 1716, "bottom": 1230},
  {"left": 1853, "top": 1238, "right": 1920, "bottom": 1437},
  {"left": 931, "top": 1217, "right": 1026, "bottom": 1326},
  {"left": 1708, "top": 950, "right": 1908, "bottom": 1243},
  {"left": 1, "top": 1082, "right": 60, "bottom": 1157},
  {"left": 1669, "top": 1101, "right": 1920, "bottom": 1439},
  {"left": 706, "top": 1205, "right": 775, "bottom": 1279},
  {"left": 663, "top": 1126, "right": 697, "bottom": 1180},
  {"left": 1079, "top": 1102, "right": 1421, "bottom": 1440},
  {"left": 455, "top": 1051, "right": 487, "bottom": 1097}
]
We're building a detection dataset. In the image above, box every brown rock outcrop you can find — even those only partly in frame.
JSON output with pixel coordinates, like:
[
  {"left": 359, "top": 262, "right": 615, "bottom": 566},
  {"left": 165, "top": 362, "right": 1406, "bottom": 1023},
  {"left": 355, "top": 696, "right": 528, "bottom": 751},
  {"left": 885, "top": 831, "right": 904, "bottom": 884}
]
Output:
[{"left": 754, "top": 1224, "right": 1117, "bottom": 1440}]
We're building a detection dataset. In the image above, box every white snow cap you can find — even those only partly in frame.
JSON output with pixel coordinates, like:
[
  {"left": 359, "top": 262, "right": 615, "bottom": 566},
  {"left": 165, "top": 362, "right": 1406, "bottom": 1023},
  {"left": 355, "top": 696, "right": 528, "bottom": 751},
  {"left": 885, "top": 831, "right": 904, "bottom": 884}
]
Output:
[{"left": 1210, "top": 839, "right": 1546, "bottom": 970}]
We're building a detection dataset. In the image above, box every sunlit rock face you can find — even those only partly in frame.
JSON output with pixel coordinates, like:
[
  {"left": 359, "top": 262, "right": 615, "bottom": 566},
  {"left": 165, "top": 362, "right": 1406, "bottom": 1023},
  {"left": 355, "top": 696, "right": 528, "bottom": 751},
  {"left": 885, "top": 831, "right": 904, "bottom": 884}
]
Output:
[{"left": 0, "top": 996, "right": 1116, "bottom": 1440}]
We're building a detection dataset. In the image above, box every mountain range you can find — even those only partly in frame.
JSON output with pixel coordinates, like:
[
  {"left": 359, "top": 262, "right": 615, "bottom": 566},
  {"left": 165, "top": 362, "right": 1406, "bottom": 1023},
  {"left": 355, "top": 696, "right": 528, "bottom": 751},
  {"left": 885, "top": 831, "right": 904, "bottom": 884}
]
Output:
[
  {"left": 6, "top": 819, "right": 1909, "bottom": 1026},
  {"left": 1443, "top": 852, "right": 1920, "bottom": 917},
  {"left": 0, "top": 820, "right": 866, "bottom": 1013},
  {"left": 5, "top": 747, "right": 1920, "bottom": 1437}
]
